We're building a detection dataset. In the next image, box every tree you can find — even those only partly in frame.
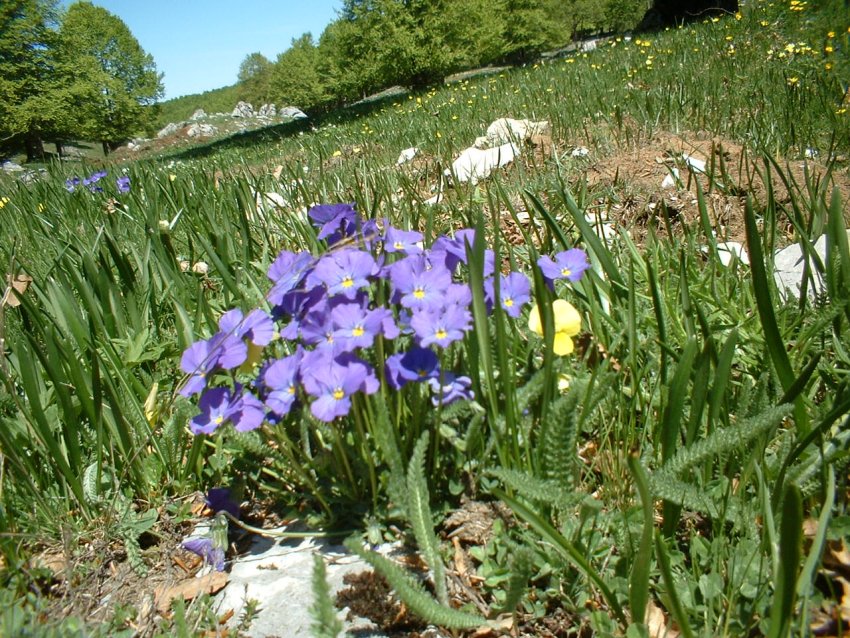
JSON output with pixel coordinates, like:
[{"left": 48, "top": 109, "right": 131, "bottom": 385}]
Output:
[
  {"left": 500, "top": 0, "right": 550, "bottom": 62},
  {"left": 59, "top": 2, "right": 162, "bottom": 154},
  {"left": 237, "top": 52, "right": 273, "bottom": 105},
  {"left": 605, "top": 0, "right": 647, "bottom": 32},
  {"left": 269, "top": 34, "right": 327, "bottom": 111},
  {"left": 0, "top": 0, "right": 69, "bottom": 160}
]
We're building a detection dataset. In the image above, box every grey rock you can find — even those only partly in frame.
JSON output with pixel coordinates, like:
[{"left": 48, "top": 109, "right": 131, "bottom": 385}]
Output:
[
  {"left": 231, "top": 101, "right": 255, "bottom": 118},
  {"left": 257, "top": 103, "right": 277, "bottom": 117},
  {"left": 2, "top": 160, "right": 24, "bottom": 172},
  {"left": 190, "top": 108, "right": 207, "bottom": 121},
  {"left": 214, "top": 533, "right": 393, "bottom": 638},
  {"left": 157, "top": 122, "right": 184, "bottom": 138},
  {"left": 773, "top": 230, "right": 850, "bottom": 300},
  {"left": 279, "top": 106, "right": 308, "bottom": 120},
  {"left": 186, "top": 123, "right": 218, "bottom": 138}
]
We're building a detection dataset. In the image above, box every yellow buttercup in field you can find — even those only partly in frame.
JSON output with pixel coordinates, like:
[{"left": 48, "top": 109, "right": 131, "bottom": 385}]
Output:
[{"left": 528, "top": 299, "right": 582, "bottom": 356}]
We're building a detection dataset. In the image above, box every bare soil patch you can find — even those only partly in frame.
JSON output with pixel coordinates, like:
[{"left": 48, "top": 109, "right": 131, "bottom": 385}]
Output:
[{"left": 582, "top": 129, "right": 850, "bottom": 245}]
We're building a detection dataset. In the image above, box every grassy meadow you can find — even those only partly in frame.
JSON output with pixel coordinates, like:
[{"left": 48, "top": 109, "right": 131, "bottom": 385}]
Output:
[{"left": 1, "top": 0, "right": 850, "bottom": 635}]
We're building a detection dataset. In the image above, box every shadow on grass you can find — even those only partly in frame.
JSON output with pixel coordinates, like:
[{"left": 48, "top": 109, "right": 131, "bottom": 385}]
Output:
[{"left": 163, "top": 89, "right": 413, "bottom": 163}]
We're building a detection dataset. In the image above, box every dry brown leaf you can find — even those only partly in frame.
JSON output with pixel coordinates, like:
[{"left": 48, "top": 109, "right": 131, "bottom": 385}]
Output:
[
  {"left": 3, "top": 273, "right": 33, "bottom": 307},
  {"left": 272, "top": 165, "right": 284, "bottom": 180},
  {"left": 470, "top": 615, "right": 513, "bottom": 637},
  {"left": 647, "top": 599, "right": 680, "bottom": 638},
  {"left": 154, "top": 571, "right": 228, "bottom": 613}
]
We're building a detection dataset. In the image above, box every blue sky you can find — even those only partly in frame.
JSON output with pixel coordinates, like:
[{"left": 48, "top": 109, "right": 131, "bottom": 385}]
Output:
[{"left": 61, "top": 1, "right": 342, "bottom": 100}]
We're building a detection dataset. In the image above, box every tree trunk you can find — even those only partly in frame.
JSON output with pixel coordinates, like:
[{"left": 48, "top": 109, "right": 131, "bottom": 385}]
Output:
[
  {"left": 55, "top": 140, "right": 64, "bottom": 157},
  {"left": 25, "top": 134, "right": 44, "bottom": 162},
  {"left": 102, "top": 140, "right": 110, "bottom": 156}
]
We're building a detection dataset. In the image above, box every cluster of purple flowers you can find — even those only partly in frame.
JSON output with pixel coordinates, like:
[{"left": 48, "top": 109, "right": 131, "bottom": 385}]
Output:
[
  {"left": 65, "top": 170, "right": 130, "bottom": 194},
  {"left": 180, "top": 202, "right": 590, "bottom": 434}
]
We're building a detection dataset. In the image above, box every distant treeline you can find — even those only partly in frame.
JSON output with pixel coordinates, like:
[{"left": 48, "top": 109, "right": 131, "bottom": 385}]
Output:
[
  {"left": 158, "top": 0, "right": 738, "bottom": 125},
  {"left": 156, "top": 0, "right": 654, "bottom": 126}
]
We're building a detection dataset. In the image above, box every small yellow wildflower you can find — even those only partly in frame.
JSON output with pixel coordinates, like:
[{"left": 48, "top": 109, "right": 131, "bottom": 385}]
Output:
[
  {"left": 735, "top": 12, "right": 742, "bottom": 19},
  {"left": 0, "top": 196, "right": 9, "bottom": 209},
  {"left": 760, "top": 20, "right": 770, "bottom": 26},
  {"left": 787, "top": 76, "right": 799, "bottom": 86},
  {"left": 332, "top": 150, "right": 342, "bottom": 157},
  {"left": 528, "top": 299, "right": 582, "bottom": 356},
  {"left": 825, "top": 45, "right": 834, "bottom": 53},
  {"left": 827, "top": 31, "right": 835, "bottom": 38}
]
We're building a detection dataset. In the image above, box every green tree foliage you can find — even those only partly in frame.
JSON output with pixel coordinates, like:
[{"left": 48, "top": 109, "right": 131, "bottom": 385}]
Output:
[
  {"left": 0, "top": 0, "right": 68, "bottom": 159},
  {"left": 269, "top": 34, "right": 327, "bottom": 112},
  {"left": 605, "top": 0, "right": 648, "bottom": 32},
  {"left": 332, "top": 0, "right": 421, "bottom": 98},
  {"left": 237, "top": 51, "right": 273, "bottom": 106},
  {"left": 58, "top": 2, "right": 162, "bottom": 153},
  {"left": 501, "top": 0, "right": 551, "bottom": 62}
]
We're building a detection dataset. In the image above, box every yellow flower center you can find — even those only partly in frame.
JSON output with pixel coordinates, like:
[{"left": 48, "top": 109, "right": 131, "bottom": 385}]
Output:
[
  {"left": 394, "top": 242, "right": 404, "bottom": 250},
  {"left": 504, "top": 297, "right": 514, "bottom": 307},
  {"left": 560, "top": 267, "right": 571, "bottom": 277},
  {"left": 288, "top": 385, "right": 295, "bottom": 395},
  {"left": 333, "top": 388, "right": 345, "bottom": 400},
  {"left": 413, "top": 287, "right": 425, "bottom": 299},
  {"left": 214, "top": 415, "right": 224, "bottom": 425},
  {"left": 436, "top": 328, "right": 447, "bottom": 340},
  {"left": 353, "top": 326, "right": 364, "bottom": 337},
  {"left": 341, "top": 276, "right": 354, "bottom": 288}
]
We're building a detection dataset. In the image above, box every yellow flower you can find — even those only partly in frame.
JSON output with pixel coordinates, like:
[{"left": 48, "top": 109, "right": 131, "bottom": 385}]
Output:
[
  {"left": 528, "top": 299, "right": 582, "bottom": 356},
  {"left": 787, "top": 76, "right": 799, "bottom": 86},
  {"left": 0, "top": 196, "right": 9, "bottom": 209},
  {"left": 169, "top": 174, "right": 176, "bottom": 181},
  {"left": 827, "top": 31, "right": 835, "bottom": 38},
  {"left": 332, "top": 150, "right": 342, "bottom": 157}
]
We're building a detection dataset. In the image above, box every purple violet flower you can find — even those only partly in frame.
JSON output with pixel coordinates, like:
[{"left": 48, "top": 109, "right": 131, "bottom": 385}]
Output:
[
  {"left": 428, "top": 373, "right": 474, "bottom": 407},
  {"left": 179, "top": 332, "right": 248, "bottom": 397},
  {"left": 300, "top": 351, "right": 368, "bottom": 422},
  {"left": 116, "top": 176, "right": 131, "bottom": 194},
  {"left": 310, "top": 249, "right": 378, "bottom": 299},
  {"left": 262, "top": 350, "right": 303, "bottom": 417},
  {"left": 389, "top": 254, "right": 453, "bottom": 311},
  {"left": 189, "top": 386, "right": 238, "bottom": 434},
  {"left": 432, "top": 229, "right": 495, "bottom": 276},
  {"left": 411, "top": 304, "right": 471, "bottom": 348},
  {"left": 267, "top": 251, "right": 314, "bottom": 306},
  {"left": 384, "top": 225, "right": 424, "bottom": 254},
  {"left": 65, "top": 177, "right": 81, "bottom": 192},
  {"left": 308, "top": 203, "right": 357, "bottom": 244},
  {"left": 219, "top": 308, "right": 275, "bottom": 346},
  {"left": 537, "top": 249, "right": 590, "bottom": 283},
  {"left": 485, "top": 272, "right": 531, "bottom": 318},
  {"left": 386, "top": 346, "right": 440, "bottom": 388},
  {"left": 331, "top": 303, "right": 385, "bottom": 351},
  {"left": 230, "top": 388, "right": 265, "bottom": 432},
  {"left": 182, "top": 536, "right": 225, "bottom": 572},
  {"left": 205, "top": 487, "right": 241, "bottom": 519}
]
